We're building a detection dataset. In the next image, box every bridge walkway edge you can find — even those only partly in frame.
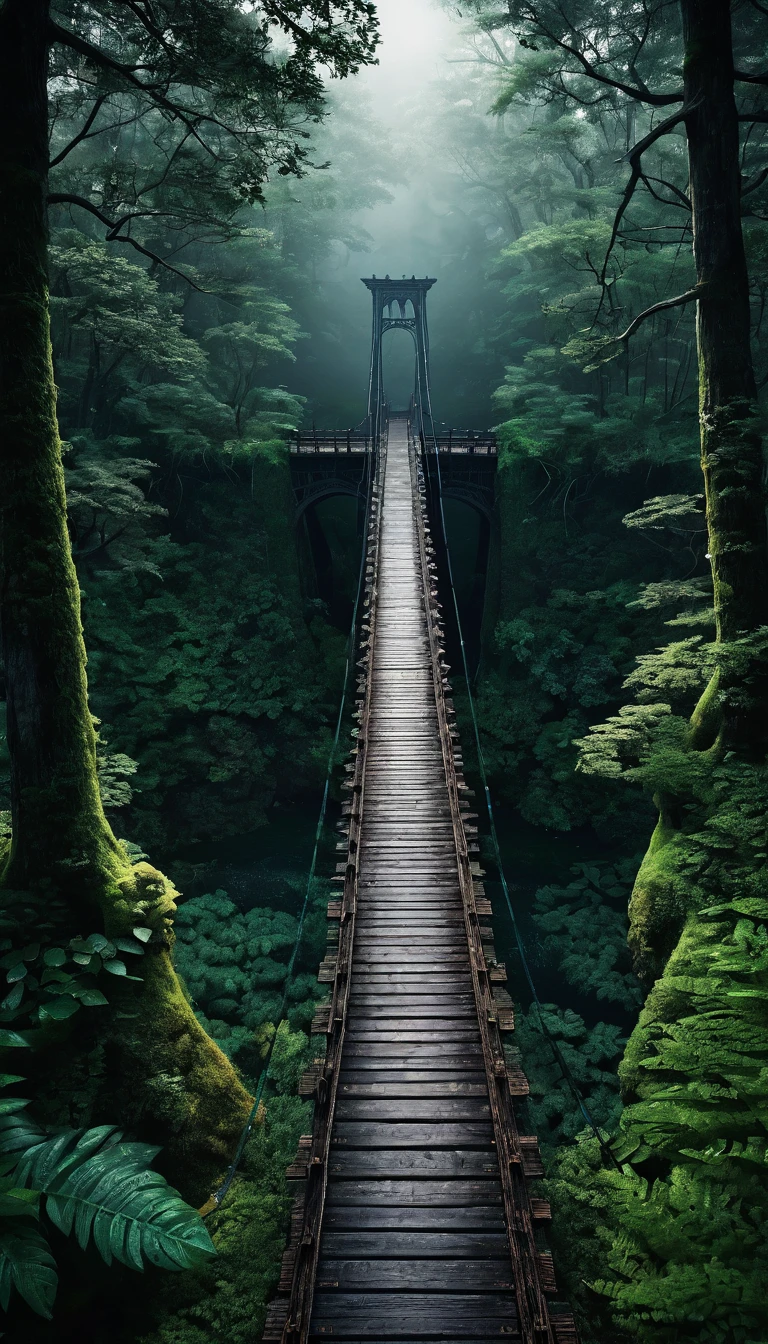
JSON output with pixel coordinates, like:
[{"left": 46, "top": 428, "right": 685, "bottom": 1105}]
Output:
[{"left": 264, "top": 418, "right": 578, "bottom": 1344}]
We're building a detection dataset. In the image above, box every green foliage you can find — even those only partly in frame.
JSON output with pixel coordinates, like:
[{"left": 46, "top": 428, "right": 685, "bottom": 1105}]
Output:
[
  {"left": 532, "top": 860, "right": 643, "bottom": 1010},
  {"left": 593, "top": 1157, "right": 768, "bottom": 1343},
  {"left": 474, "top": 579, "right": 657, "bottom": 838},
  {"left": 550, "top": 667, "right": 768, "bottom": 1338},
  {"left": 0, "top": 1080, "right": 214, "bottom": 1319},
  {"left": 515, "top": 1005, "right": 625, "bottom": 1147},
  {"left": 138, "top": 1095, "right": 310, "bottom": 1344},
  {"left": 0, "top": 926, "right": 151, "bottom": 1038},
  {"left": 46, "top": 229, "right": 349, "bottom": 855},
  {"left": 172, "top": 887, "right": 324, "bottom": 1093}
]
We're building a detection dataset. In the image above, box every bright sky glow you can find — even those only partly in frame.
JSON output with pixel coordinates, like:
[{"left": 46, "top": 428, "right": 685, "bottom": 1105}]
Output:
[{"left": 361, "top": 0, "right": 457, "bottom": 116}]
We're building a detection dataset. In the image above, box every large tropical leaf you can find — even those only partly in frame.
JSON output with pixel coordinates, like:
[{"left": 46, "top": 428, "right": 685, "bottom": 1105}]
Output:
[
  {"left": 0, "top": 1222, "right": 57, "bottom": 1318},
  {"left": 13, "top": 1128, "right": 215, "bottom": 1272},
  {"left": 0, "top": 1103, "right": 44, "bottom": 1171}
]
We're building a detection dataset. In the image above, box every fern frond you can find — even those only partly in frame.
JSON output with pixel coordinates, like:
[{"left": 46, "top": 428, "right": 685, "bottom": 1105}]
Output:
[
  {"left": 13, "top": 1128, "right": 215, "bottom": 1273},
  {"left": 0, "top": 1222, "right": 57, "bottom": 1318}
]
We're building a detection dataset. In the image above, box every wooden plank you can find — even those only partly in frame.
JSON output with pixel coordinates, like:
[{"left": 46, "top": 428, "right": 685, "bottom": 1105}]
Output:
[
  {"left": 348, "top": 997, "right": 477, "bottom": 1011},
  {"left": 355, "top": 915, "right": 466, "bottom": 925},
  {"left": 353, "top": 936, "right": 470, "bottom": 947},
  {"left": 321, "top": 1205, "right": 507, "bottom": 1232},
  {"left": 320, "top": 1231, "right": 509, "bottom": 1257},
  {"left": 343, "top": 1041, "right": 482, "bottom": 1057},
  {"left": 332, "top": 1121, "right": 494, "bottom": 1146},
  {"left": 311, "top": 1338, "right": 517, "bottom": 1343},
  {"left": 324, "top": 1178, "right": 505, "bottom": 1205},
  {"left": 309, "top": 1292, "right": 518, "bottom": 1336},
  {"left": 335, "top": 1098, "right": 492, "bottom": 1120},
  {"left": 327, "top": 1149, "right": 500, "bottom": 1178},
  {"left": 350, "top": 979, "right": 474, "bottom": 992},
  {"left": 337, "top": 1078, "right": 490, "bottom": 1097},
  {"left": 345, "top": 1028, "right": 483, "bottom": 1043},
  {"left": 315, "top": 1258, "right": 515, "bottom": 1291},
  {"left": 352, "top": 955, "right": 472, "bottom": 966},
  {"left": 349, "top": 993, "right": 476, "bottom": 1005}
]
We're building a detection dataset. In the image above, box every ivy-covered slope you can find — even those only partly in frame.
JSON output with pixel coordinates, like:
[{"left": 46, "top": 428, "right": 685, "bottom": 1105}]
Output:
[{"left": 543, "top": 762, "right": 768, "bottom": 1343}]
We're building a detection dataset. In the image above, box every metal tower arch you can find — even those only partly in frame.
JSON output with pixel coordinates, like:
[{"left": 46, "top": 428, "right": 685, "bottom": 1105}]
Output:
[{"left": 362, "top": 275, "right": 436, "bottom": 443}]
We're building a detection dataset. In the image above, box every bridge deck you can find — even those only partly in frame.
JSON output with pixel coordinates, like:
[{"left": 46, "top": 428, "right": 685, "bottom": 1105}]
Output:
[
  {"left": 309, "top": 421, "right": 516, "bottom": 1341},
  {"left": 266, "top": 420, "right": 574, "bottom": 1344}
]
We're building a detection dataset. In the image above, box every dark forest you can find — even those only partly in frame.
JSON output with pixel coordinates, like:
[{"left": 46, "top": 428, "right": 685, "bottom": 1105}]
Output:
[{"left": 0, "top": 1, "right": 767, "bottom": 1341}]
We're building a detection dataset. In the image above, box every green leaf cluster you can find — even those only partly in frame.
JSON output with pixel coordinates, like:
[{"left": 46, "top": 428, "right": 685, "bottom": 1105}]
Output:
[
  {"left": 515, "top": 1005, "right": 625, "bottom": 1147},
  {"left": 173, "top": 888, "right": 325, "bottom": 1071},
  {"left": 0, "top": 1079, "right": 214, "bottom": 1319},
  {"left": 43, "top": 230, "right": 349, "bottom": 857},
  {"left": 137, "top": 1095, "right": 311, "bottom": 1344},
  {"left": 532, "top": 860, "right": 643, "bottom": 1011},
  {"left": 0, "top": 927, "right": 151, "bottom": 1039}
]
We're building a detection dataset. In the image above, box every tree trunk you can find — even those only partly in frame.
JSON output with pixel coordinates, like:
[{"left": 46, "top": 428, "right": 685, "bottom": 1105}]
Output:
[
  {"left": 0, "top": 0, "right": 252, "bottom": 1195},
  {"left": 682, "top": 0, "right": 768, "bottom": 749},
  {"left": 0, "top": 0, "right": 125, "bottom": 908},
  {"left": 627, "top": 1, "right": 768, "bottom": 977}
]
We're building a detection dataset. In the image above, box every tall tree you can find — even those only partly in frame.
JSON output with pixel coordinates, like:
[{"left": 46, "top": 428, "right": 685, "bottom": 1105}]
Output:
[
  {"left": 0, "top": 0, "right": 377, "bottom": 1191},
  {"left": 448, "top": 4, "right": 768, "bottom": 1332},
  {"left": 464, "top": 0, "right": 768, "bottom": 714}
]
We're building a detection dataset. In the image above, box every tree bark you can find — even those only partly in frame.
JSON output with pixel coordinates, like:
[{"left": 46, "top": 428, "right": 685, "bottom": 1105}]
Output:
[
  {"left": 0, "top": 0, "right": 252, "bottom": 1193},
  {"left": 681, "top": 0, "right": 768, "bottom": 748},
  {"left": 627, "top": 0, "right": 768, "bottom": 977},
  {"left": 0, "top": 0, "right": 127, "bottom": 907}
]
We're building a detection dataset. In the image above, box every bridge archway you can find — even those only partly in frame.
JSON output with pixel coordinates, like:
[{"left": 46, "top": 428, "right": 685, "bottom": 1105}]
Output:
[
  {"left": 298, "top": 491, "right": 365, "bottom": 632},
  {"left": 293, "top": 477, "right": 362, "bottom": 524},
  {"left": 380, "top": 323, "right": 418, "bottom": 412},
  {"left": 362, "top": 275, "right": 436, "bottom": 441}
]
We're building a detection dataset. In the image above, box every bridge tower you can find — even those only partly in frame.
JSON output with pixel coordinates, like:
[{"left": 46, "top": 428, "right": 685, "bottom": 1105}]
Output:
[{"left": 362, "top": 275, "right": 436, "bottom": 442}]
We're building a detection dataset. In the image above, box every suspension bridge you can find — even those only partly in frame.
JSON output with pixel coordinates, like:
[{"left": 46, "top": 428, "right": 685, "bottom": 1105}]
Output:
[{"left": 262, "top": 280, "right": 577, "bottom": 1344}]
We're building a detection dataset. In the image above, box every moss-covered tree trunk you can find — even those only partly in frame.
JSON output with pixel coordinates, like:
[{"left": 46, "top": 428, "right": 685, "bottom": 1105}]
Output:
[
  {"left": 682, "top": 0, "right": 768, "bottom": 747},
  {"left": 0, "top": 0, "right": 121, "bottom": 905},
  {"left": 0, "top": 0, "right": 251, "bottom": 1200},
  {"left": 628, "top": 0, "right": 768, "bottom": 977}
]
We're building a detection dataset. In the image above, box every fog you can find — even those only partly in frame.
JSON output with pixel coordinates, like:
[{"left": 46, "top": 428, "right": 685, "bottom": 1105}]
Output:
[{"left": 283, "top": 0, "right": 507, "bottom": 428}]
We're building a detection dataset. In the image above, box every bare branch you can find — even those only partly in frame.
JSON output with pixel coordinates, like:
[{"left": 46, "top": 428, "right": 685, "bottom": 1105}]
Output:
[
  {"left": 743, "top": 165, "right": 768, "bottom": 194},
  {"left": 49, "top": 94, "right": 108, "bottom": 167},
  {"left": 617, "top": 285, "right": 706, "bottom": 342},
  {"left": 107, "top": 0, "right": 177, "bottom": 56},
  {"left": 263, "top": 1, "right": 319, "bottom": 44},
  {"left": 641, "top": 172, "right": 692, "bottom": 209},
  {"left": 735, "top": 69, "right": 768, "bottom": 85},
  {"left": 599, "top": 103, "right": 693, "bottom": 288},
  {"left": 479, "top": 27, "right": 514, "bottom": 66},
  {"left": 47, "top": 193, "right": 210, "bottom": 291},
  {"left": 521, "top": 15, "right": 684, "bottom": 106},
  {"left": 48, "top": 20, "right": 238, "bottom": 152}
]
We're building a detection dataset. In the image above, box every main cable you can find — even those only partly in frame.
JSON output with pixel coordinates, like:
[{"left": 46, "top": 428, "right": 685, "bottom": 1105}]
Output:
[
  {"left": 205, "top": 439, "right": 377, "bottom": 1213},
  {"left": 414, "top": 311, "right": 621, "bottom": 1171}
]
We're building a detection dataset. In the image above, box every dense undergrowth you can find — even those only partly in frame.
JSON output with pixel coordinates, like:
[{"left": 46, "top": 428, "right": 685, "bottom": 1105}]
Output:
[
  {"left": 48, "top": 227, "right": 348, "bottom": 858},
  {"left": 2, "top": 0, "right": 768, "bottom": 1339}
]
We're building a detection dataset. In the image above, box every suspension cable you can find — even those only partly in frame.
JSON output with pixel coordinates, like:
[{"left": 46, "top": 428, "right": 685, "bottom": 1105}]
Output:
[
  {"left": 414, "top": 309, "right": 621, "bottom": 1170},
  {"left": 205, "top": 442, "right": 376, "bottom": 1213}
]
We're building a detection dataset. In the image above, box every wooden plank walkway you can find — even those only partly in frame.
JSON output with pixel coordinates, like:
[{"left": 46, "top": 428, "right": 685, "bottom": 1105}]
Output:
[
  {"left": 310, "top": 418, "right": 515, "bottom": 1341},
  {"left": 264, "top": 419, "right": 576, "bottom": 1344}
]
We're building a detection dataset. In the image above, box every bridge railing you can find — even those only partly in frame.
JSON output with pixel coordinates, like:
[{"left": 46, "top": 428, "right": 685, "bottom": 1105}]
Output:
[
  {"left": 291, "top": 428, "right": 497, "bottom": 455},
  {"left": 291, "top": 431, "right": 374, "bottom": 454},
  {"left": 420, "top": 429, "right": 498, "bottom": 455}
]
